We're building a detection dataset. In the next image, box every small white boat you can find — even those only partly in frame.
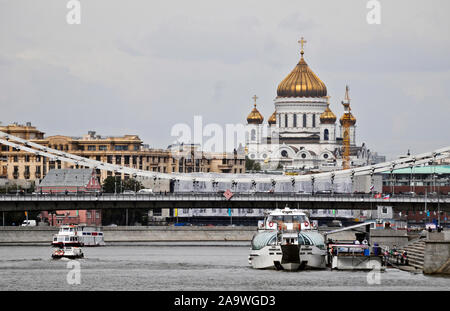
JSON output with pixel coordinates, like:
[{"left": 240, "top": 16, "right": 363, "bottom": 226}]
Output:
[
  {"left": 52, "top": 246, "right": 84, "bottom": 259},
  {"left": 328, "top": 243, "right": 385, "bottom": 271},
  {"left": 248, "top": 207, "right": 327, "bottom": 271}
]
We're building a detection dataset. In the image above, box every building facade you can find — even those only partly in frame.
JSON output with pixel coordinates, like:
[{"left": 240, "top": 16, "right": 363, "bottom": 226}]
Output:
[{"left": 0, "top": 123, "right": 245, "bottom": 186}]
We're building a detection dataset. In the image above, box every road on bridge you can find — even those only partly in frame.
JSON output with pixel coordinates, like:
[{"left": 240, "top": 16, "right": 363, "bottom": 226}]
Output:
[{"left": 0, "top": 193, "right": 449, "bottom": 212}]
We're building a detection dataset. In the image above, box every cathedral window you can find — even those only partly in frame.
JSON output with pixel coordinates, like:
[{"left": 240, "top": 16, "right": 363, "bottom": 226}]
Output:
[
  {"left": 312, "top": 114, "right": 316, "bottom": 127},
  {"left": 285, "top": 114, "right": 288, "bottom": 127},
  {"left": 251, "top": 129, "right": 256, "bottom": 141},
  {"left": 293, "top": 114, "right": 297, "bottom": 127},
  {"left": 281, "top": 150, "right": 288, "bottom": 158},
  {"left": 324, "top": 129, "right": 329, "bottom": 141},
  {"left": 303, "top": 114, "right": 307, "bottom": 127}
]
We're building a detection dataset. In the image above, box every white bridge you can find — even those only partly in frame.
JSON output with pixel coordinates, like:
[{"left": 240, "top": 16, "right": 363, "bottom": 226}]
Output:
[{"left": 1, "top": 130, "right": 449, "bottom": 187}]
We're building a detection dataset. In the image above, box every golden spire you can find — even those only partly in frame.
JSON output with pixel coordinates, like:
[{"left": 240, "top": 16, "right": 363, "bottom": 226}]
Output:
[
  {"left": 252, "top": 95, "right": 258, "bottom": 107},
  {"left": 320, "top": 96, "right": 336, "bottom": 124},
  {"left": 340, "top": 86, "right": 356, "bottom": 126},
  {"left": 277, "top": 38, "right": 327, "bottom": 98},
  {"left": 298, "top": 37, "right": 307, "bottom": 57},
  {"left": 247, "top": 95, "right": 264, "bottom": 125}
]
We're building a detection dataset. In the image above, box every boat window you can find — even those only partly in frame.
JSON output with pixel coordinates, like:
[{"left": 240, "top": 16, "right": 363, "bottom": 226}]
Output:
[
  {"left": 65, "top": 237, "right": 69, "bottom": 241},
  {"left": 267, "top": 215, "right": 306, "bottom": 223}
]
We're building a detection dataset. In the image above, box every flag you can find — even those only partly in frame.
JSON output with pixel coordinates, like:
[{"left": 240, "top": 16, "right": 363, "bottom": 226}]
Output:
[
  {"left": 228, "top": 208, "right": 232, "bottom": 216},
  {"left": 174, "top": 208, "right": 178, "bottom": 217},
  {"left": 374, "top": 193, "right": 382, "bottom": 199},
  {"left": 369, "top": 185, "right": 374, "bottom": 192},
  {"left": 383, "top": 194, "right": 390, "bottom": 200},
  {"left": 223, "top": 189, "right": 233, "bottom": 200},
  {"left": 24, "top": 211, "right": 28, "bottom": 217}
]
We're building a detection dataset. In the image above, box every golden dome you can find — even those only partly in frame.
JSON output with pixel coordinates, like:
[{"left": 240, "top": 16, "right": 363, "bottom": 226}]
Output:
[
  {"left": 340, "top": 86, "right": 356, "bottom": 126},
  {"left": 276, "top": 50, "right": 327, "bottom": 98},
  {"left": 340, "top": 113, "right": 356, "bottom": 126},
  {"left": 320, "top": 106, "right": 336, "bottom": 124},
  {"left": 268, "top": 111, "right": 276, "bottom": 125},
  {"left": 247, "top": 95, "right": 264, "bottom": 125}
]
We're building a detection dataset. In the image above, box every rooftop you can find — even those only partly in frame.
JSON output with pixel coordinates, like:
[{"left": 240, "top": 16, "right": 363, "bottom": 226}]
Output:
[{"left": 381, "top": 165, "right": 450, "bottom": 175}]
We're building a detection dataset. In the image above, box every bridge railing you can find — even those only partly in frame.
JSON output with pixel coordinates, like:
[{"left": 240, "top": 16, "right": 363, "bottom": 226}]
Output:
[{"left": 0, "top": 192, "right": 448, "bottom": 203}]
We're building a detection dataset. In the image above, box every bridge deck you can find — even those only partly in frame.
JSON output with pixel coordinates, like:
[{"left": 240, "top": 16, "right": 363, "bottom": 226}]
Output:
[{"left": 0, "top": 193, "right": 448, "bottom": 212}]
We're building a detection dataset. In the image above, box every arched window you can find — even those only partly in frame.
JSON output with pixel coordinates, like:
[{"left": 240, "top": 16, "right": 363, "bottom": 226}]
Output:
[
  {"left": 285, "top": 114, "right": 288, "bottom": 127},
  {"left": 312, "top": 114, "right": 316, "bottom": 127},
  {"left": 324, "top": 129, "right": 329, "bottom": 141},
  {"left": 293, "top": 114, "right": 297, "bottom": 127},
  {"left": 251, "top": 129, "right": 256, "bottom": 141},
  {"left": 303, "top": 114, "right": 307, "bottom": 127}
]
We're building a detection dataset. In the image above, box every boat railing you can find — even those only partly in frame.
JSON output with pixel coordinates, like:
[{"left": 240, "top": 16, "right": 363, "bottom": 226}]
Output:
[{"left": 329, "top": 244, "right": 382, "bottom": 257}]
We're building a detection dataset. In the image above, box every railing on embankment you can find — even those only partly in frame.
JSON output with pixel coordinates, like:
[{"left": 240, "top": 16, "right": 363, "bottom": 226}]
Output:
[{"left": 0, "top": 226, "right": 256, "bottom": 244}]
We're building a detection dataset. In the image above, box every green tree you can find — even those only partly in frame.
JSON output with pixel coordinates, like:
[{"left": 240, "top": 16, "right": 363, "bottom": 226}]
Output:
[
  {"left": 123, "top": 178, "right": 143, "bottom": 192},
  {"left": 254, "top": 162, "right": 261, "bottom": 171},
  {"left": 102, "top": 176, "right": 143, "bottom": 193},
  {"left": 245, "top": 156, "right": 261, "bottom": 171},
  {"left": 102, "top": 176, "right": 122, "bottom": 193}
]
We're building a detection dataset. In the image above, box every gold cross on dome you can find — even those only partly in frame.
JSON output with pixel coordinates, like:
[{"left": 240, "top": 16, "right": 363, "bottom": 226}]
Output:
[
  {"left": 252, "top": 95, "right": 258, "bottom": 106},
  {"left": 299, "top": 37, "right": 307, "bottom": 54}
]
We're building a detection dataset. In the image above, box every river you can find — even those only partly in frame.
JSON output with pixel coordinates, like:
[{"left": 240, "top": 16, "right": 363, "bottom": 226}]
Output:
[{"left": 0, "top": 242, "right": 449, "bottom": 291}]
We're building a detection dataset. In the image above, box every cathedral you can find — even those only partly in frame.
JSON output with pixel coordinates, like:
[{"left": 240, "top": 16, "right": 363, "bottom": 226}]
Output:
[{"left": 245, "top": 38, "right": 380, "bottom": 172}]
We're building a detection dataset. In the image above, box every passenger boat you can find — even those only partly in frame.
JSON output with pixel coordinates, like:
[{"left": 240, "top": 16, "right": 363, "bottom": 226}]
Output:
[
  {"left": 327, "top": 243, "right": 385, "bottom": 271},
  {"left": 51, "top": 227, "right": 84, "bottom": 259},
  {"left": 248, "top": 207, "right": 327, "bottom": 271},
  {"left": 324, "top": 221, "right": 385, "bottom": 271},
  {"left": 52, "top": 225, "right": 105, "bottom": 247}
]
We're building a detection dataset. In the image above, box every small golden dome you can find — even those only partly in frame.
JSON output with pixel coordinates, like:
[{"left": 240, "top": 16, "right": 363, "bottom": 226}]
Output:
[
  {"left": 340, "top": 86, "right": 356, "bottom": 126},
  {"left": 268, "top": 111, "right": 276, "bottom": 125},
  {"left": 276, "top": 50, "right": 327, "bottom": 98},
  {"left": 247, "top": 95, "right": 264, "bottom": 125},
  {"left": 320, "top": 106, "right": 336, "bottom": 124},
  {"left": 340, "top": 113, "right": 356, "bottom": 126}
]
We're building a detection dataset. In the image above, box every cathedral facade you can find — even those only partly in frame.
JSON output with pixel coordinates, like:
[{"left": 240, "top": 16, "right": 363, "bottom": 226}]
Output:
[{"left": 245, "top": 40, "right": 376, "bottom": 172}]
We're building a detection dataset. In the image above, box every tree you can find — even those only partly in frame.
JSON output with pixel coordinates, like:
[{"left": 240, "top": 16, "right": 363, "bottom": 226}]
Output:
[
  {"left": 123, "top": 178, "right": 143, "bottom": 192},
  {"left": 102, "top": 176, "right": 143, "bottom": 193},
  {"left": 102, "top": 176, "right": 122, "bottom": 193},
  {"left": 245, "top": 156, "right": 261, "bottom": 171},
  {"left": 254, "top": 162, "right": 261, "bottom": 171}
]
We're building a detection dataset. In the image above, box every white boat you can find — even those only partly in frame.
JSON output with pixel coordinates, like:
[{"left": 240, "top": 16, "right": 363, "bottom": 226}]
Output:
[
  {"left": 52, "top": 245, "right": 84, "bottom": 259},
  {"left": 51, "top": 226, "right": 84, "bottom": 259},
  {"left": 328, "top": 243, "right": 385, "bottom": 271},
  {"left": 52, "top": 225, "right": 105, "bottom": 247},
  {"left": 248, "top": 207, "right": 327, "bottom": 271}
]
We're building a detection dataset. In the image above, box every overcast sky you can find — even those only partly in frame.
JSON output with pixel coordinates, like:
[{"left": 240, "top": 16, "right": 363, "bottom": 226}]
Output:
[{"left": 1, "top": 0, "right": 449, "bottom": 160}]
